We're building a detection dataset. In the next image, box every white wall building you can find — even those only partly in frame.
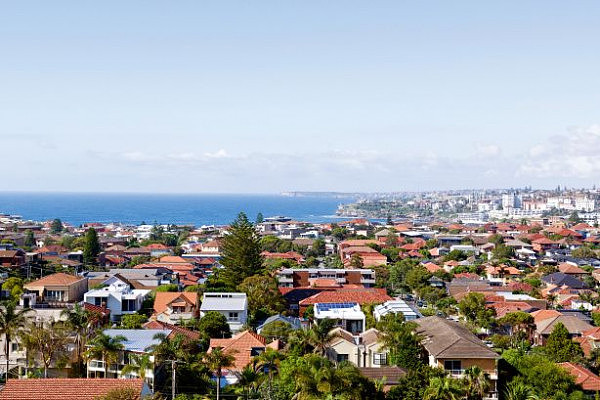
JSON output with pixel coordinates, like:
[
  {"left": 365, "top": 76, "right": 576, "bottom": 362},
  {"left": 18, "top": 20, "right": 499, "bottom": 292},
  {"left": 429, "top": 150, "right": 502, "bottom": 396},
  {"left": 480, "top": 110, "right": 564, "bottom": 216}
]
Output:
[
  {"left": 200, "top": 292, "right": 248, "bottom": 333},
  {"left": 84, "top": 275, "right": 150, "bottom": 322}
]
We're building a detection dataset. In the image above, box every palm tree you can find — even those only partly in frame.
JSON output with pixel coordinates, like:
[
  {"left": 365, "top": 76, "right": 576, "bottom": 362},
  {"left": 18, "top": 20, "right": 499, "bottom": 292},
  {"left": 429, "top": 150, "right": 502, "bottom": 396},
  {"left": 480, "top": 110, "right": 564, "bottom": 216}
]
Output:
[
  {"left": 286, "top": 327, "right": 313, "bottom": 356},
  {"left": 308, "top": 318, "right": 339, "bottom": 356},
  {"left": 204, "top": 347, "right": 235, "bottom": 400},
  {"left": 546, "top": 294, "right": 558, "bottom": 309},
  {"left": 0, "top": 301, "right": 32, "bottom": 380},
  {"left": 254, "top": 348, "right": 285, "bottom": 394},
  {"left": 463, "top": 366, "right": 491, "bottom": 400},
  {"left": 85, "top": 332, "right": 126, "bottom": 378},
  {"left": 423, "top": 376, "right": 466, "bottom": 400},
  {"left": 61, "top": 303, "right": 93, "bottom": 377},
  {"left": 235, "top": 365, "right": 262, "bottom": 399},
  {"left": 504, "top": 380, "right": 539, "bottom": 400},
  {"left": 121, "top": 353, "right": 152, "bottom": 389}
]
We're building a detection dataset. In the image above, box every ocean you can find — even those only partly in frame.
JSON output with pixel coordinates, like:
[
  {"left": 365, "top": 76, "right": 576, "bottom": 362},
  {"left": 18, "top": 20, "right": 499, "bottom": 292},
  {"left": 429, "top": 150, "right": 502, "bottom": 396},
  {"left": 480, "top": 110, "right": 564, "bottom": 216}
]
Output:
[{"left": 0, "top": 192, "right": 354, "bottom": 226}]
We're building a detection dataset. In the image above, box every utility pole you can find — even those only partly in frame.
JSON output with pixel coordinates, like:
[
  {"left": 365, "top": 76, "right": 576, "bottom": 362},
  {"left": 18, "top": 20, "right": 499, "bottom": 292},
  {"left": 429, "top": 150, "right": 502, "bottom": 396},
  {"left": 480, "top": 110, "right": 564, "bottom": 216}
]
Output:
[
  {"left": 166, "top": 359, "right": 179, "bottom": 399},
  {"left": 172, "top": 360, "right": 176, "bottom": 400}
]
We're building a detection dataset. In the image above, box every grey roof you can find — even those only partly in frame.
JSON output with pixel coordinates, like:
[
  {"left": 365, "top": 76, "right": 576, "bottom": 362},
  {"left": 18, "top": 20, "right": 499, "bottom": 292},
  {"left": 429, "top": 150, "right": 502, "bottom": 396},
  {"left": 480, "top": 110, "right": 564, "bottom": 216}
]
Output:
[
  {"left": 201, "top": 292, "right": 247, "bottom": 311},
  {"left": 257, "top": 314, "right": 302, "bottom": 331},
  {"left": 542, "top": 272, "right": 588, "bottom": 289},
  {"left": 415, "top": 316, "right": 499, "bottom": 359},
  {"left": 535, "top": 315, "right": 593, "bottom": 336},
  {"left": 104, "top": 329, "right": 171, "bottom": 353}
]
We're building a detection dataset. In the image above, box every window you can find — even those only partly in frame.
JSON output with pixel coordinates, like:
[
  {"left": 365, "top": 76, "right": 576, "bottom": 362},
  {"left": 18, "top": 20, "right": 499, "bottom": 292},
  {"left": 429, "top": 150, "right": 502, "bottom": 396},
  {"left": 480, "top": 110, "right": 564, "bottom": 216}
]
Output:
[
  {"left": 122, "top": 299, "right": 137, "bottom": 312},
  {"left": 373, "top": 353, "right": 388, "bottom": 366},
  {"left": 336, "top": 354, "right": 348, "bottom": 363},
  {"left": 45, "top": 290, "right": 63, "bottom": 301},
  {"left": 444, "top": 360, "right": 462, "bottom": 374},
  {"left": 228, "top": 312, "right": 239, "bottom": 321}
]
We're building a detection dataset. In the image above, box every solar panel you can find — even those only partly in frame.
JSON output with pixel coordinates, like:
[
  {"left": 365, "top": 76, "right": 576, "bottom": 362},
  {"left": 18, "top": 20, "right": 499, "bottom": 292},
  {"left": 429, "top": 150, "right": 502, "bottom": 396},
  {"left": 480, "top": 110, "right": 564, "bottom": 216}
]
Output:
[{"left": 315, "top": 302, "right": 358, "bottom": 312}]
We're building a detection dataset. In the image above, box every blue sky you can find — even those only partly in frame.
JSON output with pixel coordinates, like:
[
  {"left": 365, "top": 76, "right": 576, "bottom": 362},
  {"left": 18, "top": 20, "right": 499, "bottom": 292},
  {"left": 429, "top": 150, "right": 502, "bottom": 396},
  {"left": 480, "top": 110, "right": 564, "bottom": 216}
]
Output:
[{"left": 2, "top": 1, "right": 600, "bottom": 193}]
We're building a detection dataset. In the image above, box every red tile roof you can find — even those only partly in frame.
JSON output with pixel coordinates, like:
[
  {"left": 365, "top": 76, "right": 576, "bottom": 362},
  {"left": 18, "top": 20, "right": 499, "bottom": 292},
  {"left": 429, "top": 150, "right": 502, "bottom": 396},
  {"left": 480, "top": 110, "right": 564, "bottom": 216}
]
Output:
[
  {"left": 208, "top": 330, "right": 267, "bottom": 371},
  {"left": 299, "top": 288, "right": 391, "bottom": 306},
  {"left": 0, "top": 378, "right": 145, "bottom": 400},
  {"left": 559, "top": 362, "right": 600, "bottom": 391}
]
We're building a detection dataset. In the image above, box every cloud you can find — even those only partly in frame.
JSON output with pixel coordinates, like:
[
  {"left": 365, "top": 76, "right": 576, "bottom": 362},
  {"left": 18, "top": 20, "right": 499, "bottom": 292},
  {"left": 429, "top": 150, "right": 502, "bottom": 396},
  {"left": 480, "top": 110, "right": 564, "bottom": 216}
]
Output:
[
  {"left": 475, "top": 144, "right": 501, "bottom": 157},
  {"left": 518, "top": 125, "right": 600, "bottom": 178}
]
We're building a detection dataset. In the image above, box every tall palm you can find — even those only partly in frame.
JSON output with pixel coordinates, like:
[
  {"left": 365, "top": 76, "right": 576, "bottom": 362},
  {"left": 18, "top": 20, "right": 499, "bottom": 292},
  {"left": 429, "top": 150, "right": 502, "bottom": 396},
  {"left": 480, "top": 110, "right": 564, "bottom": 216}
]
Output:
[
  {"left": 121, "top": 353, "right": 151, "bottom": 380},
  {"left": 85, "top": 332, "right": 126, "bottom": 378},
  {"left": 463, "top": 366, "right": 491, "bottom": 400},
  {"left": 423, "top": 376, "right": 467, "bottom": 400},
  {"left": 205, "top": 347, "right": 236, "bottom": 400},
  {"left": 0, "top": 301, "right": 32, "bottom": 380},
  {"left": 309, "top": 318, "right": 339, "bottom": 356},
  {"left": 61, "top": 303, "right": 93, "bottom": 377},
  {"left": 286, "top": 328, "right": 313, "bottom": 356},
  {"left": 235, "top": 365, "right": 262, "bottom": 399},
  {"left": 254, "top": 348, "right": 285, "bottom": 394},
  {"left": 504, "top": 380, "right": 539, "bottom": 400}
]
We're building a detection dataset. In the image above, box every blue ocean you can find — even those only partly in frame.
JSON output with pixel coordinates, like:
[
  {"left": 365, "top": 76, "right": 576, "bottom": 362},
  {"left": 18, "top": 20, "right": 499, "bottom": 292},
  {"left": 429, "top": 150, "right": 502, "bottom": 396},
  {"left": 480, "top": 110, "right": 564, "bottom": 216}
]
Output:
[{"left": 0, "top": 192, "right": 354, "bottom": 226}]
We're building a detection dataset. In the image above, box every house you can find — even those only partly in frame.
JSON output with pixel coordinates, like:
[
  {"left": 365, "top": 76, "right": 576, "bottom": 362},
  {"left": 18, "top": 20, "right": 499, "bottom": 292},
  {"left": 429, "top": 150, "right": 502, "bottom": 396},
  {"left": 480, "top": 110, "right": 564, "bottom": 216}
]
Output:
[
  {"left": 484, "top": 264, "right": 521, "bottom": 286},
  {"left": 314, "top": 302, "right": 366, "bottom": 334},
  {"left": 276, "top": 268, "right": 376, "bottom": 288},
  {"left": 200, "top": 292, "right": 248, "bottom": 333},
  {"left": 415, "top": 316, "right": 499, "bottom": 398},
  {"left": 326, "top": 328, "right": 389, "bottom": 368},
  {"left": 256, "top": 314, "right": 303, "bottom": 335},
  {"left": 0, "top": 249, "right": 26, "bottom": 268},
  {"left": 542, "top": 272, "right": 588, "bottom": 290},
  {"left": 559, "top": 362, "right": 600, "bottom": 394},
  {"left": 358, "top": 367, "right": 407, "bottom": 392},
  {"left": 298, "top": 288, "right": 391, "bottom": 316},
  {"left": 87, "top": 329, "right": 170, "bottom": 390},
  {"left": 23, "top": 272, "right": 88, "bottom": 304},
  {"left": 84, "top": 275, "right": 151, "bottom": 322},
  {"left": 534, "top": 315, "right": 593, "bottom": 345},
  {"left": 558, "top": 262, "right": 590, "bottom": 279},
  {"left": 0, "top": 378, "right": 150, "bottom": 400},
  {"left": 153, "top": 292, "right": 199, "bottom": 325},
  {"left": 373, "top": 299, "right": 421, "bottom": 321},
  {"left": 208, "top": 330, "right": 279, "bottom": 386},
  {"left": 87, "top": 268, "right": 176, "bottom": 289}
]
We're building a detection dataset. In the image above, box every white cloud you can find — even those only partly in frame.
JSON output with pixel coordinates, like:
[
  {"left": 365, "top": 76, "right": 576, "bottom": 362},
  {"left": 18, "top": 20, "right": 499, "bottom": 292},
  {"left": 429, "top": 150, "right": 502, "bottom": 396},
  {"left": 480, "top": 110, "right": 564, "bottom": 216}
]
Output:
[
  {"left": 475, "top": 143, "right": 501, "bottom": 157},
  {"left": 518, "top": 125, "right": 600, "bottom": 179}
]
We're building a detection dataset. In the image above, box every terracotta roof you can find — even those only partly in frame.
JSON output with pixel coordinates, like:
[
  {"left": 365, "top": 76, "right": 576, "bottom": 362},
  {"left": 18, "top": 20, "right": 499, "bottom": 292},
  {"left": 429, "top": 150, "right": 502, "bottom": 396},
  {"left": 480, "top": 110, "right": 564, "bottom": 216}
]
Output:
[
  {"left": 558, "top": 263, "right": 589, "bottom": 275},
  {"left": 0, "top": 378, "right": 145, "bottom": 400},
  {"left": 143, "top": 320, "right": 200, "bottom": 340},
  {"left": 559, "top": 363, "right": 600, "bottom": 391},
  {"left": 299, "top": 288, "right": 391, "bottom": 306},
  {"left": 153, "top": 292, "right": 198, "bottom": 315},
  {"left": 24, "top": 272, "right": 85, "bottom": 288},
  {"left": 531, "top": 309, "right": 565, "bottom": 323},
  {"left": 159, "top": 256, "right": 188, "bottom": 263},
  {"left": 422, "top": 262, "right": 441, "bottom": 273},
  {"left": 208, "top": 330, "right": 267, "bottom": 371}
]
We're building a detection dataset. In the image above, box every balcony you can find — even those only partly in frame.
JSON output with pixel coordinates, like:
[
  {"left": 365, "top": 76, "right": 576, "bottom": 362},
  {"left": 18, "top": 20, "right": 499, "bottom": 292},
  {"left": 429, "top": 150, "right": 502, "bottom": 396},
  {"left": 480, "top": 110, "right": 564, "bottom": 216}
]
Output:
[
  {"left": 360, "top": 277, "right": 376, "bottom": 284},
  {"left": 335, "top": 277, "right": 347, "bottom": 284},
  {"left": 277, "top": 276, "right": 293, "bottom": 283}
]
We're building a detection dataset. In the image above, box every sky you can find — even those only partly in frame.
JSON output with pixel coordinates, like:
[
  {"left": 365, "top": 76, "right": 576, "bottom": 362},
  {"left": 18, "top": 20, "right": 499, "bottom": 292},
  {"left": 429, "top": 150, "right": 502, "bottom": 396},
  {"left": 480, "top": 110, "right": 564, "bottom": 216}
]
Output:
[{"left": 2, "top": 1, "right": 600, "bottom": 193}]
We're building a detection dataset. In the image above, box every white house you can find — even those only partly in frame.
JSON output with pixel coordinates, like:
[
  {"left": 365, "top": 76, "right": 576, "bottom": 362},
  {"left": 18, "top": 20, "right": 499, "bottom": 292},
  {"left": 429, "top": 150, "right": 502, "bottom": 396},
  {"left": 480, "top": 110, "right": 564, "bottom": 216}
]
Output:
[
  {"left": 84, "top": 274, "right": 150, "bottom": 322},
  {"left": 87, "top": 329, "right": 170, "bottom": 391},
  {"left": 314, "top": 302, "right": 366, "bottom": 335},
  {"left": 326, "top": 328, "right": 389, "bottom": 368},
  {"left": 373, "top": 299, "right": 421, "bottom": 322},
  {"left": 200, "top": 292, "right": 248, "bottom": 333}
]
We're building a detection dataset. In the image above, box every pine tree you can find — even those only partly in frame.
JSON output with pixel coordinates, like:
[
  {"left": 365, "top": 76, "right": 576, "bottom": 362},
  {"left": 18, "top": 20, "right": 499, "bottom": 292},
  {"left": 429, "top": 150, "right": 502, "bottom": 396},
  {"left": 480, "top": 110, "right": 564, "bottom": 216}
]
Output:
[
  {"left": 219, "top": 212, "right": 264, "bottom": 288},
  {"left": 83, "top": 228, "right": 101, "bottom": 266},
  {"left": 545, "top": 322, "right": 583, "bottom": 362}
]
